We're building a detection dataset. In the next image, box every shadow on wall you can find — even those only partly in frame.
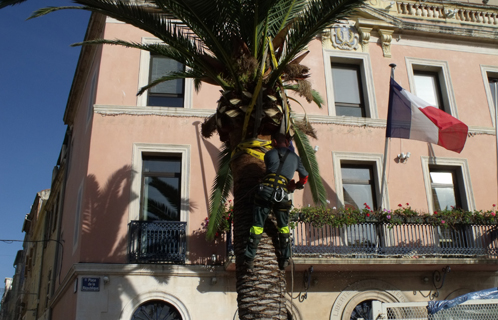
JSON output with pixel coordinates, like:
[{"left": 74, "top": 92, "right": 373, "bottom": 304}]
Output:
[{"left": 300, "top": 176, "right": 337, "bottom": 208}]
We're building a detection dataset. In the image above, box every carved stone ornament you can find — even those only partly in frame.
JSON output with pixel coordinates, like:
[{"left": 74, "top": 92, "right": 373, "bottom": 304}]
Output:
[
  {"left": 358, "top": 27, "right": 372, "bottom": 53},
  {"left": 378, "top": 29, "right": 394, "bottom": 58},
  {"left": 331, "top": 24, "right": 359, "bottom": 51}
]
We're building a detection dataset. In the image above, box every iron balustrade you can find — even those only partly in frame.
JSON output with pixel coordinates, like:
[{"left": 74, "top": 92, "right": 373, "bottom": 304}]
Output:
[
  {"left": 291, "top": 222, "right": 498, "bottom": 258},
  {"left": 128, "top": 220, "right": 187, "bottom": 264}
]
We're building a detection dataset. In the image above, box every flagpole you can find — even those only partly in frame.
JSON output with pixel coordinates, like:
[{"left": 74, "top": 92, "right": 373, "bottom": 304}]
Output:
[
  {"left": 380, "top": 63, "right": 397, "bottom": 210},
  {"left": 493, "top": 79, "right": 498, "bottom": 207}
]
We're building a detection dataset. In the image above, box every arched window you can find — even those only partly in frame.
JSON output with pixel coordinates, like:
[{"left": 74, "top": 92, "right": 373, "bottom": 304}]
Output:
[
  {"left": 132, "top": 300, "right": 183, "bottom": 320},
  {"left": 350, "top": 300, "right": 374, "bottom": 320}
]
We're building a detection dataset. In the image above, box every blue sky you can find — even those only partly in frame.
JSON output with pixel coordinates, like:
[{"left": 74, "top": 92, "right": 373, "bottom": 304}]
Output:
[{"left": 0, "top": 1, "right": 89, "bottom": 289}]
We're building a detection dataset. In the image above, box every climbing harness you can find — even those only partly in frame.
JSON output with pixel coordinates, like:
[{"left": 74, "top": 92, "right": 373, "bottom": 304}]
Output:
[{"left": 268, "top": 148, "right": 290, "bottom": 203}]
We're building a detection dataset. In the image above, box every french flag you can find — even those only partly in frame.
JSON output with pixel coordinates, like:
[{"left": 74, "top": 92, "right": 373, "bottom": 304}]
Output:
[{"left": 386, "top": 78, "right": 468, "bottom": 153}]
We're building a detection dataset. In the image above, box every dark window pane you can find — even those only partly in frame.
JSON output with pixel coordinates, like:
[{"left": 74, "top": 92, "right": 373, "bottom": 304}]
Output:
[
  {"left": 332, "top": 63, "right": 365, "bottom": 117},
  {"left": 143, "top": 157, "right": 181, "bottom": 173},
  {"left": 332, "top": 64, "right": 361, "bottom": 104},
  {"left": 148, "top": 95, "right": 185, "bottom": 108},
  {"left": 350, "top": 300, "right": 374, "bottom": 320},
  {"left": 141, "top": 156, "right": 181, "bottom": 221},
  {"left": 149, "top": 56, "right": 184, "bottom": 94},
  {"left": 148, "top": 55, "right": 184, "bottom": 107},
  {"left": 489, "top": 78, "right": 498, "bottom": 105},
  {"left": 336, "top": 106, "right": 364, "bottom": 117},
  {"left": 132, "top": 300, "right": 182, "bottom": 320}
]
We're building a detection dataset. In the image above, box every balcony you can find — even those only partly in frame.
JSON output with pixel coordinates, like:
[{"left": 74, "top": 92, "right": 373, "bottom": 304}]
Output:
[
  {"left": 288, "top": 222, "right": 498, "bottom": 271},
  {"left": 128, "top": 220, "right": 186, "bottom": 264}
]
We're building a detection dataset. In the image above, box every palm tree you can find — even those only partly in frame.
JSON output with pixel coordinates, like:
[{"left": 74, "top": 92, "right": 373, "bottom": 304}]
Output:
[{"left": 1, "top": 0, "right": 366, "bottom": 318}]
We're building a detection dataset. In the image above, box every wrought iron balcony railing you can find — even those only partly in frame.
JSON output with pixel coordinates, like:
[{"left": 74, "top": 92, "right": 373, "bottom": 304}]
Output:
[
  {"left": 128, "top": 220, "right": 187, "bottom": 264},
  {"left": 292, "top": 222, "right": 498, "bottom": 259}
]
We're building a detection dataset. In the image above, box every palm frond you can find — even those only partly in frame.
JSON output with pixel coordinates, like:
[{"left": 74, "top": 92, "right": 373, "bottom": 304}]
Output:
[
  {"left": 0, "top": 0, "right": 26, "bottom": 9},
  {"left": 292, "top": 124, "right": 327, "bottom": 206},
  {"left": 284, "top": 85, "right": 324, "bottom": 108},
  {"left": 137, "top": 69, "right": 203, "bottom": 96},
  {"left": 206, "top": 144, "right": 233, "bottom": 240},
  {"left": 269, "top": 0, "right": 365, "bottom": 85},
  {"left": 267, "top": 0, "right": 306, "bottom": 39},
  {"left": 154, "top": 0, "right": 243, "bottom": 89},
  {"left": 28, "top": 6, "right": 89, "bottom": 19}
]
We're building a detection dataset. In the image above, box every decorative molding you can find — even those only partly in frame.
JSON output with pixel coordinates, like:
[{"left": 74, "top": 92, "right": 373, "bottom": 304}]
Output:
[
  {"left": 330, "top": 23, "right": 359, "bottom": 51},
  {"left": 330, "top": 279, "right": 407, "bottom": 320},
  {"left": 378, "top": 29, "right": 394, "bottom": 58},
  {"left": 121, "top": 291, "right": 192, "bottom": 320},
  {"left": 93, "top": 105, "right": 496, "bottom": 135},
  {"left": 94, "top": 104, "right": 214, "bottom": 117},
  {"left": 357, "top": 26, "right": 373, "bottom": 53},
  {"left": 395, "top": 2, "right": 498, "bottom": 26}
]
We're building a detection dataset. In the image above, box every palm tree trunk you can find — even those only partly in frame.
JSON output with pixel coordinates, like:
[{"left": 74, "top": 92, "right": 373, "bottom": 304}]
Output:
[{"left": 231, "top": 152, "right": 288, "bottom": 320}]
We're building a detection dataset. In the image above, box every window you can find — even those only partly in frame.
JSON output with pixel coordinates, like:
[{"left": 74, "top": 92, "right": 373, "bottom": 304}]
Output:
[
  {"left": 130, "top": 143, "right": 191, "bottom": 222},
  {"left": 324, "top": 50, "right": 378, "bottom": 119},
  {"left": 406, "top": 58, "right": 458, "bottom": 117},
  {"left": 332, "top": 152, "right": 387, "bottom": 209},
  {"left": 147, "top": 55, "right": 185, "bottom": 107},
  {"left": 141, "top": 155, "right": 182, "bottom": 221},
  {"left": 137, "top": 38, "right": 192, "bottom": 108},
  {"left": 341, "top": 164, "right": 376, "bottom": 210},
  {"left": 480, "top": 66, "right": 498, "bottom": 127},
  {"left": 132, "top": 300, "right": 182, "bottom": 320},
  {"left": 332, "top": 64, "right": 365, "bottom": 117},
  {"left": 413, "top": 71, "right": 444, "bottom": 110},
  {"left": 421, "top": 157, "right": 475, "bottom": 213},
  {"left": 489, "top": 77, "right": 498, "bottom": 103},
  {"left": 429, "top": 167, "right": 462, "bottom": 211}
]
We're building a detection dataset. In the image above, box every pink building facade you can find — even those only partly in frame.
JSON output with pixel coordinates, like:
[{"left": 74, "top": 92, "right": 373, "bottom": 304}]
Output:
[{"left": 8, "top": 0, "right": 498, "bottom": 319}]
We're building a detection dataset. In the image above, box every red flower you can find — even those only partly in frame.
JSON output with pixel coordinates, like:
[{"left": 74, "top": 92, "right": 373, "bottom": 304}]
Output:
[
  {"left": 406, "top": 202, "right": 410, "bottom": 206},
  {"left": 492, "top": 212, "right": 496, "bottom": 217},
  {"left": 434, "top": 211, "right": 438, "bottom": 215},
  {"left": 366, "top": 213, "right": 370, "bottom": 217},
  {"left": 493, "top": 204, "right": 496, "bottom": 207},
  {"left": 398, "top": 204, "right": 402, "bottom": 207}
]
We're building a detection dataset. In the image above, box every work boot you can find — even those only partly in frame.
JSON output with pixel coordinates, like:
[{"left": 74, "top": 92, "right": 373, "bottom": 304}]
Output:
[
  {"left": 244, "top": 233, "right": 262, "bottom": 262},
  {"left": 278, "top": 233, "right": 291, "bottom": 270},
  {"left": 278, "top": 258, "right": 290, "bottom": 270},
  {"left": 244, "top": 257, "right": 254, "bottom": 271}
]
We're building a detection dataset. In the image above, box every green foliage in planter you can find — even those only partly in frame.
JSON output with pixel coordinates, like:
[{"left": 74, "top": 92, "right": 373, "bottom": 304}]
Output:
[{"left": 291, "top": 203, "right": 498, "bottom": 229}]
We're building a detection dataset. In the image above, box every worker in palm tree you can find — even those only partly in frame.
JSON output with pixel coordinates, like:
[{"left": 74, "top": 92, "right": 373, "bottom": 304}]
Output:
[{"left": 244, "top": 132, "right": 308, "bottom": 270}]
